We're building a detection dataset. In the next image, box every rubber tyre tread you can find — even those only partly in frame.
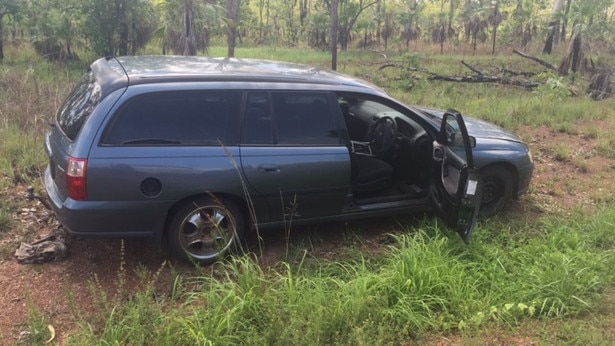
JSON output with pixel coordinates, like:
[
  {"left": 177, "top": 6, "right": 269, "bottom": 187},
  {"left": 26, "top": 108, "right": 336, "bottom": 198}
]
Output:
[
  {"left": 166, "top": 196, "right": 245, "bottom": 265},
  {"left": 479, "top": 165, "right": 514, "bottom": 217}
]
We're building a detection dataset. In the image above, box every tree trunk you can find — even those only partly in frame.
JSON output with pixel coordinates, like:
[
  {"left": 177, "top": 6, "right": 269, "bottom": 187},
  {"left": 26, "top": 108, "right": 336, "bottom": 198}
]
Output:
[
  {"left": 117, "top": 0, "right": 128, "bottom": 55},
  {"left": 300, "top": 0, "right": 308, "bottom": 26},
  {"left": 561, "top": 0, "right": 573, "bottom": 41},
  {"left": 227, "top": 0, "right": 241, "bottom": 58},
  {"left": 183, "top": 0, "right": 196, "bottom": 56},
  {"left": 588, "top": 69, "right": 612, "bottom": 100},
  {"left": 0, "top": 15, "right": 4, "bottom": 61},
  {"left": 330, "top": 0, "right": 338, "bottom": 70},
  {"left": 491, "top": 0, "right": 500, "bottom": 55},
  {"left": 543, "top": 0, "right": 565, "bottom": 54}
]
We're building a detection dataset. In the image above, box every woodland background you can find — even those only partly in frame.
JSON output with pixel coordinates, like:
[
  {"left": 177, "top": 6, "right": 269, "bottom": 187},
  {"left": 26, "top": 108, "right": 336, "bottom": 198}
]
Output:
[{"left": 0, "top": 0, "right": 612, "bottom": 70}]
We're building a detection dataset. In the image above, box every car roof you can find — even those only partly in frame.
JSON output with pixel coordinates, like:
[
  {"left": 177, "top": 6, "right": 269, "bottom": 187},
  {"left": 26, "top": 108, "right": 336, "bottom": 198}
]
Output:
[{"left": 91, "top": 55, "right": 384, "bottom": 94}]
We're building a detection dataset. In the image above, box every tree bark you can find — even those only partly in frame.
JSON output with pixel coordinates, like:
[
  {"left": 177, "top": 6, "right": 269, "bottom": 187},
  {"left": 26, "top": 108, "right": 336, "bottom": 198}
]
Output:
[
  {"left": 543, "top": 0, "right": 565, "bottom": 54},
  {"left": 117, "top": 0, "right": 128, "bottom": 55},
  {"left": 491, "top": 0, "right": 500, "bottom": 55},
  {"left": 183, "top": 0, "right": 196, "bottom": 56},
  {"left": 227, "top": 0, "right": 241, "bottom": 58},
  {"left": 0, "top": 14, "right": 4, "bottom": 61},
  {"left": 330, "top": 0, "right": 338, "bottom": 70},
  {"left": 588, "top": 69, "right": 612, "bottom": 100}
]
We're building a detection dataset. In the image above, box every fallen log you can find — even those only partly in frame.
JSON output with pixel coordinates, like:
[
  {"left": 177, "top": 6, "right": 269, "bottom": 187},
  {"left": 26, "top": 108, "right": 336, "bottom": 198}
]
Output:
[{"left": 427, "top": 74, "right": 541, "bottom": 89}]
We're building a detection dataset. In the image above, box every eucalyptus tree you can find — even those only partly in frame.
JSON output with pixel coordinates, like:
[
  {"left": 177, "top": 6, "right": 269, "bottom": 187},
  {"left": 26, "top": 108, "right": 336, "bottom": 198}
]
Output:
[
  {"left": 334, "top": 0, "right": 378, "bottom": 51},
  {"left": 330, "top": 0, "right": 338, "bottom": 69},
  {"left": 543, "top": 0, "right": 564, "bottom": 53},
  {"left": 154, "top": 0, "right": 226, "bottom": 55},
  {"left": 398, "top": 0, "right": 425, "bottom": 49},
  {"left": 279, "top": 0, "right": 299, "bottom": 44},
  {"left": 511, "top": 0, "right": 531, "bottom": 48},
  {"left": 227, "top": 0, "right": 240, "bottom": 57},
  {"left": 558, "top": 0, "right": 615, "bottom": 74},
  {"left": 380, "top": 7, "right": 394, "bottom": 50},
  {"left": 568, "top": 0, "right": 615, "bottom": 43},
  {"left": 488, "top": 0, "right": 504, "bottom": 54},
  {"left": 0, "top": 0, "right": 19, "bottom": 61},
  {"left": 255, "top": 0, "right": 271, "bottom": 43},
  {"left": 306, "top": 7, "right": 329, "bottom": 48},
  {"left": 80, "top": 0, "right": 157, "bottom": 56},
  {"left": 18, "top": 0, "right": 87, "bottom": 61}
]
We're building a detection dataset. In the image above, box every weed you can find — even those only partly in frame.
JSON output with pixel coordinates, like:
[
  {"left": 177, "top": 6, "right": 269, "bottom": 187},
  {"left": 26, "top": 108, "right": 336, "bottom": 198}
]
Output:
[
  {"left": 22, "top": 289, "right": 54, "bottom": 345},
  {"left": 552, "top": 144, "right": 572, "bottom": 162},
  {"left": 0, "top": 207, "right": 11, "bottom": 232}
]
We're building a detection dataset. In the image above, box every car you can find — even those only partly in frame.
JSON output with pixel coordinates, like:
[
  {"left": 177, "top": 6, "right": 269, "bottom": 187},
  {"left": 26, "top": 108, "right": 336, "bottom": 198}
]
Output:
[
  {"left": 44, "top": 55, "right": 532, "bottom": 265},
  {"left": 414, "top": 107, "right": 533, "bottom": 217}
]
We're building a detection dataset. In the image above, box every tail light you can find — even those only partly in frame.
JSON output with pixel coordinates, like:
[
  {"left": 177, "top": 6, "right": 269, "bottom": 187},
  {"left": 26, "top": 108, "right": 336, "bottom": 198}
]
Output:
[{"left": 66, "top": 157, "right": 88, "bottom": 200}]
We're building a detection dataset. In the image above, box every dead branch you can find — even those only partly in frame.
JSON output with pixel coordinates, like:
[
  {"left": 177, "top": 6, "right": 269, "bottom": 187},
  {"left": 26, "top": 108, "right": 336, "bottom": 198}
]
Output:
[
  {"left": 378, "top": 60, "right": 542, "bottom": 90},
  {"left": 512, "top": 49, "right": 557, "bottom": 71},
  {"left": 497, "top": 67, "right": 538, "bottom": 78},
  {"left": 461, "top": 61, "right": 483, "bottom": 75}
]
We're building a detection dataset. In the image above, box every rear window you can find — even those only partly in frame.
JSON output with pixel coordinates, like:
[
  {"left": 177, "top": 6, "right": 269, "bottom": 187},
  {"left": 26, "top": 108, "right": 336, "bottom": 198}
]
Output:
[
  {"left": 57, "top": 71, "right": 102, "bottom": 140},
  {"left": 101, "top": 91, "right": 241, "bottom": 146}
]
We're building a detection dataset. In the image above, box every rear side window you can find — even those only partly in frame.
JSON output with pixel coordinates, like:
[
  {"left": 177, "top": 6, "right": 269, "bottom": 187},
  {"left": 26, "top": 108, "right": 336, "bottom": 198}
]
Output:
[
  {"left": 57, "top": 71, "right": 102, "bottom": 140},
  {"left": 102, "top": 91, "right": 241, "bottom": 146}
]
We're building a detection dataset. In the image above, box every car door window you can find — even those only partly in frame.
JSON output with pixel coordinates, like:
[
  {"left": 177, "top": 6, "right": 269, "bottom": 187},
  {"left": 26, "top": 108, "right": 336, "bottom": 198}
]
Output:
[
  {"left": 272, "top": 92, "right": 342, "bottom": 145},
  {"left": 102, "top": 91, "right": 241, "bottom": 146},
  {"left": 242, "top": 91, "right": 344, "bottom": 146},
  {"left": 242, "top": 92, "right": 274, "bottom": 145}
]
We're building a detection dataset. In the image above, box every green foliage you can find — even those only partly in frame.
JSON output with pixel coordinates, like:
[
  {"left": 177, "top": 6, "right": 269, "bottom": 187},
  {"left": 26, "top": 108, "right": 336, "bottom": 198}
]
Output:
[
  {"left": 535, "top": 75, "right": 573, "bottom": 99},
  {"left": 24, "top": 294, "right": 54, "bottom": 344},
  {"left": 63, "top": 208, "right": 615, "bottom": 344},
  {"left": 0, "top": 127, "right": 48, "bottom": 186},
  {"left": 81, "top": 0, "right": 158, "bottom": 56},
  {"left": 0, "top": 207, "right": 10, "bottom": 232}
]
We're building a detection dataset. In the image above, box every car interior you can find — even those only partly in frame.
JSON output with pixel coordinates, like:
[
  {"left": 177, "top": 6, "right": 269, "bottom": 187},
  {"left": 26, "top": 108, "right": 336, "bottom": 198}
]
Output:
[{"left": 338, "top": 95, "right": 435, "bottom": 204}]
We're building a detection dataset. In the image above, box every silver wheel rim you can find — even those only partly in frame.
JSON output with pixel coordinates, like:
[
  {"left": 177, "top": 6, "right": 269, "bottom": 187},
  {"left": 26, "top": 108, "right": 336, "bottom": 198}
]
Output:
[{"left": 178, "top": 204, "right": 236, "bottom": 262}]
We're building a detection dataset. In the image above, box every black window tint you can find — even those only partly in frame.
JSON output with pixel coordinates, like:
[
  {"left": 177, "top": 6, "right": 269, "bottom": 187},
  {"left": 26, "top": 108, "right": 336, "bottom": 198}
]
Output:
[
  {"left": 271, "top": 92, "right": 341, "bottom": 145},
  {"left": 103, "top": 91, "right": 241, "bottom": 146},
  {"left": 57, "top": 71, "right": 102, "bottom": 141},
  {"left": 242, "top": 92, "right": 273, "bottom": 145}
]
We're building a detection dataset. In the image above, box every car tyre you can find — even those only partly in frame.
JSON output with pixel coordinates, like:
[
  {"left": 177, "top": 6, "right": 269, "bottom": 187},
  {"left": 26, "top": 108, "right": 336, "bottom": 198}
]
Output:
[
  {"left": 167, "top": 196, "right": 245, "bottom": 265},
  {"left": 479, "top": 165, "right": 513, "bottom": 217}
]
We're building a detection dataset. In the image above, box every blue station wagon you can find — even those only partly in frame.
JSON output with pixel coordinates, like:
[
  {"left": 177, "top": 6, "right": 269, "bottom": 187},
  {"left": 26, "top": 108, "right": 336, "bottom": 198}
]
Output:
[{"left": 44, "top": 56, "right": 532, "bottom": 264}]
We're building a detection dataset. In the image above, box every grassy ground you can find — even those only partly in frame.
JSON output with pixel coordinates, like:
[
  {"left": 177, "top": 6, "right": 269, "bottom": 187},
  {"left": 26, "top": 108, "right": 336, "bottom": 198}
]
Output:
[{"left": 2, "top": 45, "right": 615, "bottom": 344}]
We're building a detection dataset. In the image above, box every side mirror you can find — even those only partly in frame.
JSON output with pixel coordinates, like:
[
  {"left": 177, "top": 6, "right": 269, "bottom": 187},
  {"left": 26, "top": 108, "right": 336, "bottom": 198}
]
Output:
[{"left": 451, "top": 133, "right": 476, "bottom": 148}]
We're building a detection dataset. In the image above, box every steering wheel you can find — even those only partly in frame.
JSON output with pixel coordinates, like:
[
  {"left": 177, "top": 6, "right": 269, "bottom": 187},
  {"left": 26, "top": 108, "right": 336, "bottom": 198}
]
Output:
[{"left": 368, "top": 116, "right": 397, "bottom": 154}]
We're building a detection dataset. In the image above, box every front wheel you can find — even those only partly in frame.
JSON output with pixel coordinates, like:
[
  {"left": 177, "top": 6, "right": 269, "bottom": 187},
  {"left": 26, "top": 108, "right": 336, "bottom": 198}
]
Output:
[
  {"left": 166, "top": 196, "right": 245, "bottom": 265},
  {"left": 479, "top": 166, "right": 514, "bottom": 217}
]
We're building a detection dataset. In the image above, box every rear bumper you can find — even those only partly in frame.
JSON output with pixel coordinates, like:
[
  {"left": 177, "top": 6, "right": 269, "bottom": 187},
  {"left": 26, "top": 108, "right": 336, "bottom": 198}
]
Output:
[{"left": 44, "top": 166, "right": 164, "bottom": 238}]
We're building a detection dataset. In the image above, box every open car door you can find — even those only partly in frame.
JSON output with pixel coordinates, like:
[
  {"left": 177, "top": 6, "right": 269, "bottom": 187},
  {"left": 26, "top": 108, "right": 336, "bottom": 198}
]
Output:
[{"left": 430, "top": 110, "right": 481, "bottom": 243}]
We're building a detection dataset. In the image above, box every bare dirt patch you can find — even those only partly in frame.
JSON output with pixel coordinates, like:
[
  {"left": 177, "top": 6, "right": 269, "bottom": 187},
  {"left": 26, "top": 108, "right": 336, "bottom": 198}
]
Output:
[{"left": 1, "top": 124, "right": 615, "bottom": 344}]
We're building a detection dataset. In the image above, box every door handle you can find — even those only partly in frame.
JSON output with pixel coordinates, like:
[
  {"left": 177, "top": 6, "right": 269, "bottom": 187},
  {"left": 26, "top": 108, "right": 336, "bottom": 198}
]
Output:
[{"left": 257, "top": 164, "right": 280, "bottom": 173}]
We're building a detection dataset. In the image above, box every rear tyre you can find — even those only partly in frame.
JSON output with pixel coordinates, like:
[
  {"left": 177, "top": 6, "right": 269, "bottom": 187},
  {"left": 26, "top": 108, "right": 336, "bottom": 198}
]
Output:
[
  {"left": 167, "top": 196, "right": 245, "bottom": 265},
  {"left": 479, "top": 166, "right": 514, "bottom": 217}
]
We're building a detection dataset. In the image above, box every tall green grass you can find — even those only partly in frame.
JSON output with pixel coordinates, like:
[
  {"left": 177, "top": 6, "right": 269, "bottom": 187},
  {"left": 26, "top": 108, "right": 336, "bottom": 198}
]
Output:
[{"left": 64, "top": 208, "right": 615, "bottom": 345}]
